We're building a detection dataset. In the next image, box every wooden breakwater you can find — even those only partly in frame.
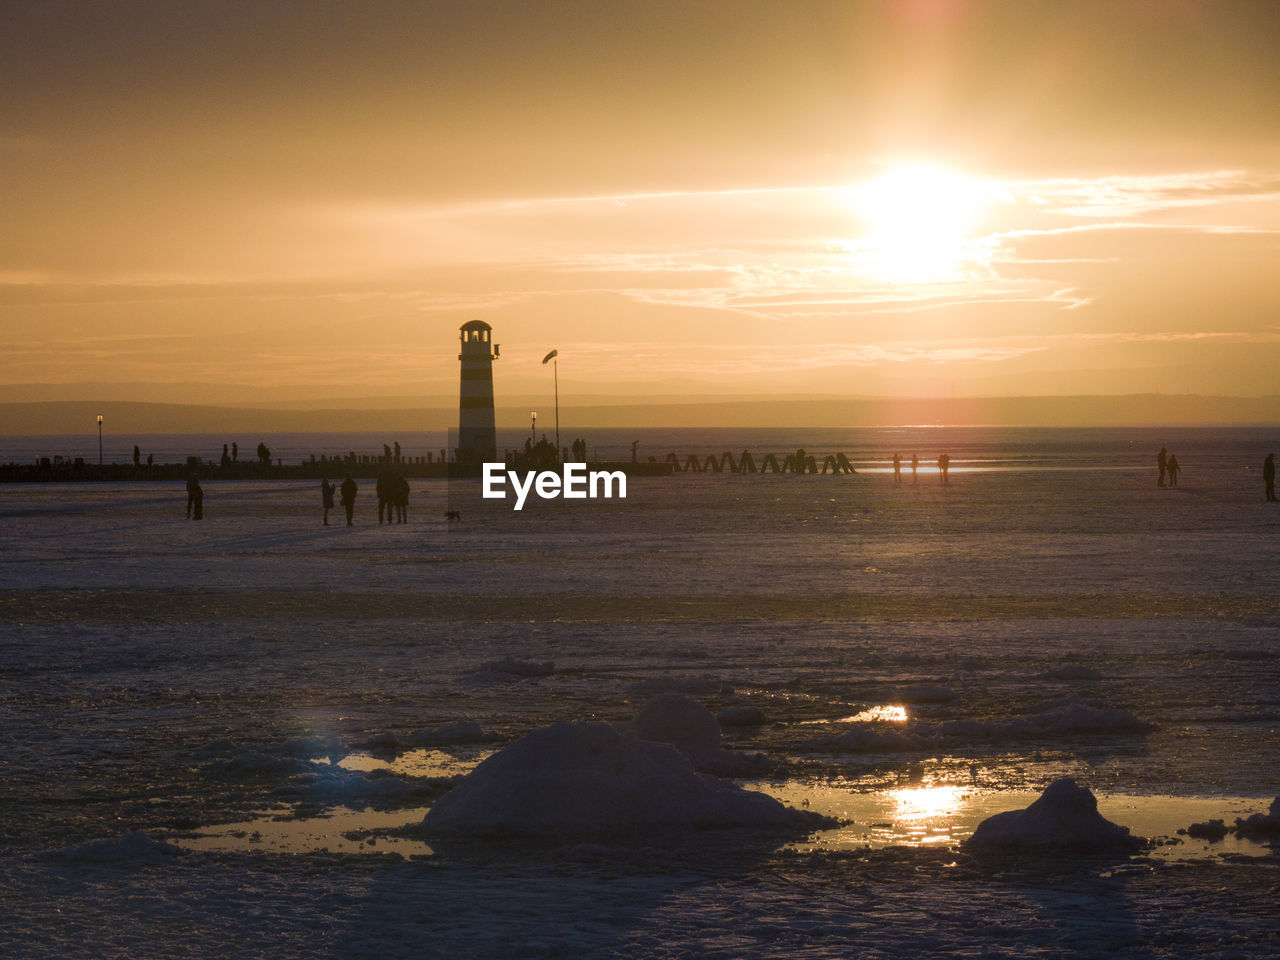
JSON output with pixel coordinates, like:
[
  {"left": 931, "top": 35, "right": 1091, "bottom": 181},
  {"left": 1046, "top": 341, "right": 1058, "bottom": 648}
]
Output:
[
  {"left": 0, "top": 449, "right": 858, "bottom": 482},
  {"left": 658, "top": 450, "right": 857, "bottom": 474}
]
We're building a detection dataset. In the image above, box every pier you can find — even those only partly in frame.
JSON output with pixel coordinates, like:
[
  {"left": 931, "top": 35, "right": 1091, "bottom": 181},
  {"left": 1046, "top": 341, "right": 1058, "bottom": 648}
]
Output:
[{"left": 0, "top": 448, "right": 859, "bottom": 483}]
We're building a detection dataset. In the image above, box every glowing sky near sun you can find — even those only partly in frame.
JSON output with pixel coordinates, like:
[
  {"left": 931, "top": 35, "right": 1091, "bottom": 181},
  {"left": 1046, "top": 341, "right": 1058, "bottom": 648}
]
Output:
[{"left": 2, "top": 0, "right": 1278, "bottom": 405}]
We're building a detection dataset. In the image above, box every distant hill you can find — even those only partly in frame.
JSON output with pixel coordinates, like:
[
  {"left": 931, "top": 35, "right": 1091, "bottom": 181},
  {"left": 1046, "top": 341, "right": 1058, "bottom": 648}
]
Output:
[{"left": 1, "top": 395, "right": 1279, "bottom": 435}]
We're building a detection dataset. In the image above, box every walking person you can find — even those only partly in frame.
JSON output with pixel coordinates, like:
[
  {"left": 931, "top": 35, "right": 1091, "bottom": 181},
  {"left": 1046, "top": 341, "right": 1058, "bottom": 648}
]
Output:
[
  {"left": 1166, "top": 454, "right": 1180, "bottom": 487},
  {"left": 321, "top": 478, "right": 335, "bottom": 525},
  {"left": 375, "top": 471, "right": 390, "bottom": 524},
  {"left": 339, "top": 476, "right": 357, "bottom": 526},
  {"left": 1157, "top": 447, "right": 1167, "bottom": 487},
  {"left": 186, "top": 476, "right": 204, "bottom": 520},
  {"left": 395, "top": 473, "right": 410, "bottom": 523},
  {"left": 1265, "top": 453, "right": 1276, "bottom": 502},
  {"left": 892, "top": 453, "right": 902, "bottom": 483},
  {"left": 911, "top": 453, "right": 918, "bottom": 481},
  {"left": 185, "top": 474, "right": 200, "bottom": 519}
]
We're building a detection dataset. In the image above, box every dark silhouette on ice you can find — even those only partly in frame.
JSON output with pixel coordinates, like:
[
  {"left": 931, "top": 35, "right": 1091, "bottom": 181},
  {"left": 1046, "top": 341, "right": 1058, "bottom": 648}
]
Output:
[
  {"left": 1157, "top": 446, "right": 1167, "bottom": 486},
  {"left": 320, "top": 478, "right": 335, "bottom": 525},
  {"left": 339, "top": 476, "right": 357, "bottom": 526},
  {"left": 938, "top": 452, "right": 951, "bottom": 483},
  {"left": 1166, "top": 453, "right": 1180, "bottom": 487},
  {"left": 185, "top": 475, "right": 203, "bottom": 520},
  {"left": 965, "top": 778, "right": 1142, "bottom": 854},
  {"left": 892, "top": 452, "right": 902, "bottom": 482},
  {"left": 1264, "top": 453, "right": 1276, "bottom": 501}
]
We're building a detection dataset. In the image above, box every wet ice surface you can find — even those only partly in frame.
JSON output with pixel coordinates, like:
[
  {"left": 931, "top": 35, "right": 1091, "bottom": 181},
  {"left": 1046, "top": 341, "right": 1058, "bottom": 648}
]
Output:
[{"left": 1, "top": 427, "right": 1279, "bottom": 957}]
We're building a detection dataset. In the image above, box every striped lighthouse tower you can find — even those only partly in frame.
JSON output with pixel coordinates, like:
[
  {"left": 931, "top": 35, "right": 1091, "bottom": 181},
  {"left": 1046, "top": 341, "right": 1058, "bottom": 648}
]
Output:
[{"left": 457, "top": 320, "right": 497, "bottom": 463}]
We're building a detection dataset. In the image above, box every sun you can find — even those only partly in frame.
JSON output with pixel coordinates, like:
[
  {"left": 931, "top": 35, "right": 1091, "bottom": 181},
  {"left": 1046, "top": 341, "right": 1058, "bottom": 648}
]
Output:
[{"left": 848, "top": 164, "right": 1004, "bottom": 283}]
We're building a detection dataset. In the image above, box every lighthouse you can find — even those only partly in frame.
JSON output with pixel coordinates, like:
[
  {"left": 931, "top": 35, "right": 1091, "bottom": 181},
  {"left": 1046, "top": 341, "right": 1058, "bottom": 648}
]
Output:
[{"left": 457, "top": 320, "right": 497, "bottom": 463}]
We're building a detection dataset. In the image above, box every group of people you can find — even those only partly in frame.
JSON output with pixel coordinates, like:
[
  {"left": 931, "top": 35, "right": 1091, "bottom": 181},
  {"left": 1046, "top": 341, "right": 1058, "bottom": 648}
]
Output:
[
  {"left": 890, "top": 452, "right": 950, "bottom": 482},
  {"left": 1156, "top": 447, "right": 1182, "bottom": 487},
  {"left": 319, "top": 473, "right": 409, "bottom": 526}
]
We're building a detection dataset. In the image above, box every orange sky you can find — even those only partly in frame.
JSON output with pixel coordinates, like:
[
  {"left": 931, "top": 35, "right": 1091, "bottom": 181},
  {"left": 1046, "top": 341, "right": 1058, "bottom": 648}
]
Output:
[{"left": 2, "top": 0, "right": 1279, "bottom": 407}]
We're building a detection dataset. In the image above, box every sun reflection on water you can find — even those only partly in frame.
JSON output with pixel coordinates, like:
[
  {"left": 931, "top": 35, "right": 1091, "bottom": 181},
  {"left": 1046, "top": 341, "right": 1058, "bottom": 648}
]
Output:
[{"left": 842, "top": 705, "right": 908, "bottom": 723}]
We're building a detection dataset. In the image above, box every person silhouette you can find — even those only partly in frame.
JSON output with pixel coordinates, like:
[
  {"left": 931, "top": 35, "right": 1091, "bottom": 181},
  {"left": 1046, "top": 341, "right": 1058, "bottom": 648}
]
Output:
[
  {"left": 186, "top": 475, "right": 204, "bottom": 520},
  {"left": 221, "top": 444, "right": 231, "bottom": 468},
  {"left": 133, "top": 445, "right": 140, "bottom": 468},
  {"left": 1166, "top": 453, "right": 1180, "bottom": 487},
  {"left": 340, "top": 476, "right": 357, "bottom": 526},
  {"left": 375, "top": 471, "right": 390, "bottom": 524},
  {"left": 911, "top": 453, "right": 918, "bottom": 480},
  {"left": 938, "top": 453, "right": 951, "bottom": 483},
  {"left": 394, "top": 441, "right": 401, "bottom": 464},
  {"left": 1157, "top": 447, "right": 1167, "bottom": 487},
  {"left": 1265, "top": 453, "right": 1276, "bottom": 502},
  {"left": 321, "top": 478, "right": 335, "bottom": 525},
  {"left": 394, "top": 473, "right": 410, "bottom": 523},
  {"left": 185, "top": 473, "right": 199, "bottom": 518},
  {"left": 892, "top": 453, "right": 902, "bottom": 483},
  {"left": 231, "top": 442, "right": 238, "bottom": 462}
]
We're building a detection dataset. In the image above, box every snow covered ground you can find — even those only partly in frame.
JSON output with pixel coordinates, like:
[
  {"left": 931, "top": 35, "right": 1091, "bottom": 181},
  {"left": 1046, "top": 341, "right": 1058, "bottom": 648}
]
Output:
[{"left": 1, "top": 428, "right": 1277, "bottom": 957}]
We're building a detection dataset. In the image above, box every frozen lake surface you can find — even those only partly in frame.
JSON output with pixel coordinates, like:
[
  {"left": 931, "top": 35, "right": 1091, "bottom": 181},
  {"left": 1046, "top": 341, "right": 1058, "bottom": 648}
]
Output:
[{"left": 1, "top": 427, "right": 1277, "bottom": 957}]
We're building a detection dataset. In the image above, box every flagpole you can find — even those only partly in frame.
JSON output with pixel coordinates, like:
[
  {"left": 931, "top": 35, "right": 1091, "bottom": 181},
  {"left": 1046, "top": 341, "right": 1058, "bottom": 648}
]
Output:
[{"left": 554, "top": 358, "right": 559, "bottom": 462}]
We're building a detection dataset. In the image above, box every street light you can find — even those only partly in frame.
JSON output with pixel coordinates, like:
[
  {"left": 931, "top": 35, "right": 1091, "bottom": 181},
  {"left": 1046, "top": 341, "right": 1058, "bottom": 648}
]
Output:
[
  {"left": 97, "top": 415, "right": 103, "bottom": 467},
  {"left": 530, "top": 411, "right": 537, "bottom": 442},
  {"left": 542, "top": 349, "right": 559, "bottom": 462}
]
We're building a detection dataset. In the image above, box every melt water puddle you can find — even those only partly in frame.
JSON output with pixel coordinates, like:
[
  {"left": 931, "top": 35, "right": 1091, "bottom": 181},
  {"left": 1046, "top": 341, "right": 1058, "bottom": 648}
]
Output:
[
  {"left": 757, "top": 782, "right": 1276, "bottom": 861},
  {"left": 176, "top": 773, "right": 1276, "bottom": 862},
  {"left": 180, "top": 805, "right": 435, "bottom": 857},
  {"left": 325, "top": 747, "right": 491, "bottom": 778}
]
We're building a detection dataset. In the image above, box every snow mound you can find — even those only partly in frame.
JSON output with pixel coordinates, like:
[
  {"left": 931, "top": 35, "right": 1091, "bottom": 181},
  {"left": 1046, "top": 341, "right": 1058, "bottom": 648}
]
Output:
[
  {"left": 477, "top": 656, "right": 555, "bottom": 678},
  {"left": 897, "top": 684, "right": 956, "bottom": 704},
  {"left": 405, "top": 720, "right": 487, "bottom": 745},
  {"left": 1186, "top": 819, "right": 1229, "bottom": 840},
  {"left": 1045, "top": 665, "right": 1104, "bottom": 683},
  {"left": 59, "top": 831, "right": 184, "bottom": 864},
  {"left": 928, "top": 702, "right": 1151, "bottom": 741},
  {"left": 807, "top": 726, "right": 925, "bottom": 753},
  {"left": 633, "top": 695, "right": 771, "bottom": 776},
  {"left": 363, "top": 721, "right": 488, "bottom": 753},
  {"left": 634, "top": 694, "right": 720, "bottom": 751},
  {"left": 965, "top": 778, "right": 1142, "bottom": 854},
  {"left": 717, "top": 704, "right": 767, "bottom": 727},
  {"left": 422, "top": 722, "right": 818, "bottom": 837},
  {"left": 203, "top": 745, "right": 314, "bottom": 777},
  {"left": 1235, "top": 796, "right": 1280, "bottom": 836}
]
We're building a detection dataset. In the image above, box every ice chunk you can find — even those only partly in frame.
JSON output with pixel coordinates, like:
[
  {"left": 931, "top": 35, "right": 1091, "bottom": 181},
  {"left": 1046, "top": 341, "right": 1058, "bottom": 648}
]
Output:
[
  {"left": 634, "top": 693, "right": 720, "bottom": 751},
  {"left": 1186, "top": 819, "right": 1229, "bottom": 840},
  {"left": 59, "top": 831, "right": 184, "bottom": 864},
  {"left": 965, "top": 778, "right": 1142, "bottom": 854},
  {"left": 806, "top": 726, "right": 925, "bottom": 753},
  {"left": 929, "top": 702, "right": 1151, "bottom": 741},
  {"left": 1235, "top": 796, "right": 1280, "bottom": 836},
  {"left": 633, "top": 695, "right": 770, "bottom": 776},
  {"left": 716, "top": 704, "right": 767, "bottom": 727},
  {"left": 421, "top": 721, "right": 819, "bottom": 837},
  {"left": 404, "top": 720, "right": 487, "bottom": 746}
]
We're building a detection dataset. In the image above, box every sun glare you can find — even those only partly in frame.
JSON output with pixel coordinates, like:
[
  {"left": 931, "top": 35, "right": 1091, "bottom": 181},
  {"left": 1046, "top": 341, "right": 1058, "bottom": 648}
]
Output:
[{"left": 848, "top": 164, "right": 1004, "bottom": 283}]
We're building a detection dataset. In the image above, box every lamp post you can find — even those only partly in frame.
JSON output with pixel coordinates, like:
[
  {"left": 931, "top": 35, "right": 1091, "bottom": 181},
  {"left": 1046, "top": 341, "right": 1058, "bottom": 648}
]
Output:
[
  {"left": 530, "top": 411, "right": 537, "bottom": 443},
  {"left": 97, "top": 415, "right": 103, "bottom": 467},
  {"left": 542, "top": 349, "right": 559, "bottom": 462}
]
